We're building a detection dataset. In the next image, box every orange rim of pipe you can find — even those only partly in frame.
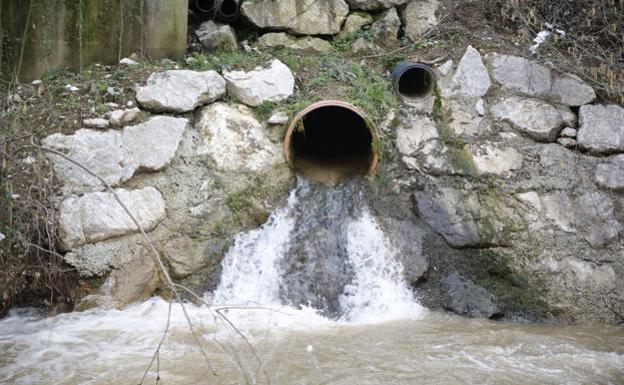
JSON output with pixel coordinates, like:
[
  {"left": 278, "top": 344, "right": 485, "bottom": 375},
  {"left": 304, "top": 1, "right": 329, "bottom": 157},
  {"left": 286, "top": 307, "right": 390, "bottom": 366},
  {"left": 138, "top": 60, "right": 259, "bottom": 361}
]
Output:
[{"left": 282, "top": 100, "right": 380, "bottom": 176}]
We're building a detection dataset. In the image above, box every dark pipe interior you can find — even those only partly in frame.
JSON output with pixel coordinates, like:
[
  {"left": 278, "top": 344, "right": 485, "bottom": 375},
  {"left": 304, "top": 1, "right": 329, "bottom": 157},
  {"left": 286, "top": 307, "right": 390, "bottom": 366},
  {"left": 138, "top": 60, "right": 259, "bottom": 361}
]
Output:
[
  {"left": 290, "top": 106, "right": 374, "bottom": 182},
  {"left": 193, "top": 0, "right": 240, "bottom": 19},
  {"left": 397, "top": 67, "right": 435, "bottom": 98}
]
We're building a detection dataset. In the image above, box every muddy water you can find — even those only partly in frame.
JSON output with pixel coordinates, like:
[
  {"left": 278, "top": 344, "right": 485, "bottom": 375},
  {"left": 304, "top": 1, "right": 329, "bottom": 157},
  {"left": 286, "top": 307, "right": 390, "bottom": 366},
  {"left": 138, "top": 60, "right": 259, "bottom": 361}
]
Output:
[
  {"left": 2, "top": 179, "right": 622, "bottom": 384},
  {"left": 0, "top": 300, "right": 623, "bottom": 385}
]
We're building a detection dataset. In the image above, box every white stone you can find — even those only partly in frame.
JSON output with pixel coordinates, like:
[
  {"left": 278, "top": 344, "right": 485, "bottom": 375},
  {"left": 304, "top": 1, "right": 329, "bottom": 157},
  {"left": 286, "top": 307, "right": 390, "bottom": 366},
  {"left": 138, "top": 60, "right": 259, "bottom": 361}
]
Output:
[
  {"left": 595, "top": 154, "right": 624, "bottom": 191},
  {"left": 556, "top": 137, "right": 577, "bottom": 148},
  {"left": 122, "top": 116, "right": 187, "bottom": 172},
  {"left": 402, "top": 0, "right": 439, "bottom": 41},
  {"left": 267, "top": 111, "right": 289, "bottom": 125},
  {"left": 43, "top": 129, "right": 130, "bottom": 193},
  {"left": 447, "top": 46, "right": 491, "bottom": 98},
  {"left": 437, "top": 60, "right": 453, "bottom": 76},
  {"left": 577, "top": 104, "right": 624, "bottom": 154},
  {"left": 542, "top": 190, "right": 623, "bottom": 248},
  {"left": 224, "top": 59, "right": 294, "bottom": 107},
  {"left": 395, "top": 116, "right": 439, "bottom": 158},
  {"left": 136, "top": 70, "right": 226, "bottom": 113},
  {"left": 119, "top": 57, "right": 138, "bottom": 66},
  {"left": 42, "top": 117, "right": 187, "bottom": 194},
  {"left": 487, "top": 54, "right": 596, "bottom": 106},
  {"left": 242, "top": 0, "right": 349, "bottom": 35},
  {"left": 59, "top": 186, "right": 166, "bottom": 251},
  {"left": 471, "top": 145, "right": 523, "bottom": 177},
  {"left": 31, "top": 79, "right": 42, "bottom": 86},
  {"left": 258, "top": 33, "right": 332, "bottom": 52},
  {"left": 490, "top": 96, "right": 575, "bottom": 142},
  {"left": 516, "top": 191, "right": 542, "bottom": 211},
  {"left": 196, "top": 103, "right": 281, "bottom": 172},
  {"left": 0, "top": 232, "right": 5, "bottom": 242},
  {"left": 83, "top": 118, "right": 110, "bottom": 129},
  {"left": 109, "top": 107, "right": 140, "bottom": 127},
  {"left": 560, "top": 127, "right": 577, "bottom": 137},
  {"left": 474, "top": 99, "right": 485, "bottom": 116},
  {"left": 445, "top": 100, "right": 489, "bottom": 137}
]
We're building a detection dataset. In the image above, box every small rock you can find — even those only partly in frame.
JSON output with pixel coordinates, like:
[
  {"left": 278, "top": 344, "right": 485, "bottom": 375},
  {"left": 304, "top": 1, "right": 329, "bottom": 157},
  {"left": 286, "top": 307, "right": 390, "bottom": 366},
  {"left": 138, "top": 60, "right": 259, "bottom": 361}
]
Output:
[
  {"left": 136, "top": 70, "right": 226, "bottom": 113},
  {"left": 195, "top": 20, "right": 238, "bottom": 51},
  {"left": 556, "top": 137, "right": 577, "bottom": 148},
  {"left": 442, "top": 272, "right": 499, "bottom": 318},
  {"left": 474, "top": 99, "right": 485, "bottom": 116},
  {"left": 437, "top": 59, "right": 453, "bottom": 76},
  {"left": 395, "top": 115, "right": 439, "bottom": 158},
  {"left": 560, "top": 127, "right": 577, "bottom": 138},
  {"left": 595, "top": 154, "right": 624, "bottom": 191},
  {"left": 126, "top": 100, "right": 135, "bottom": 108},
  {"left": 267, "top": 111, "right": 289, "bottom": 125},
  {"left": 119, "top": 57, "right": 138, "bottom": 66},
  {"left": 83, "top": 118, "right": 110, "bottom": 129},
  {"left": 109, "top": 107, "right": 140, "bottom": 127},
  {"left": 258, "top": 33, "right": 332, "bottom": 52},
  {"left": 65, "top": 84, "right": 79, "bottom": 92},
  {"left": 338, "top": 12, "right": 374, "bottom": 37},
  {"left": 31, "top": 79, "right": 42, "bottom": 86},
  {"left": 0, "top": 232, "right": 5, "bottom": 242},
  {"left": 444, "top": 100, "right": 489, "bottom": 137},
  {"left": 106, "top": 102, "right": 119, "bottom": 109},
  {"left": 490, "top": 96, "right": 575, "bottom": 142},
  {"left": 447, "top": 45, "right": 491, "bottom": 98},
  {"left": 471, "top": 144, "right": 523, "bottom": 177},
  {"left": 223, "top": 59, "right": 294, "bottom": 107},
  {"left": 371, "top": 7, "right": 401, "bottom": 43},
  {"left": 402, "top": 0, "right": 439, "bottom": 41},
  {"left": 106, "top": 87, "right": 115, "bottom": 96},
  {"left": 577, "top": 104, "right": 624, "bottom": 154},
  {"left": 58, "top": 186, "right": 166, "bottom": 251}
]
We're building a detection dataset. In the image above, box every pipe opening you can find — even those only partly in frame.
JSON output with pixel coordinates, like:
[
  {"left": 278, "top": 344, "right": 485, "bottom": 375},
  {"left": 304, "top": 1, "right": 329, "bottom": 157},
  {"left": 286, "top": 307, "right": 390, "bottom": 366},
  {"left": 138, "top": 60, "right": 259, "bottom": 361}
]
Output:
[
  {"left": 193, "top": 0, "right": 240, "bottom": 20},
  {"left": 284, "top": 101, "right": 378, "bottom": 184},
  {"left": 392, "top": 63, "right": 436, "bottom": 99}
]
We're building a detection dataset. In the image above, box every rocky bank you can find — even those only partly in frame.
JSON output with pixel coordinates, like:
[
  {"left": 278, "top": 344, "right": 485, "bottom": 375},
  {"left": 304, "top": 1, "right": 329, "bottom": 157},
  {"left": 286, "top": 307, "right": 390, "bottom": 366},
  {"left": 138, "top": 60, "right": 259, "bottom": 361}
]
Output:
[{"left": 29, "top": 0, "right": 624, "bottom": 323}]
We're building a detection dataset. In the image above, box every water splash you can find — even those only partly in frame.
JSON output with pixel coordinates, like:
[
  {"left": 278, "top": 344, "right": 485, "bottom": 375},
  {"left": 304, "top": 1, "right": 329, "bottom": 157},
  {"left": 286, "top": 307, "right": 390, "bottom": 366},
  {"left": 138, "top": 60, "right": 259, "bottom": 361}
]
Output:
[
  {"left": 213, "top": 177, "right": 424, "bottom": 323},
  {"left": 340, "top": 206, "right": 424, "bottom": 323}
]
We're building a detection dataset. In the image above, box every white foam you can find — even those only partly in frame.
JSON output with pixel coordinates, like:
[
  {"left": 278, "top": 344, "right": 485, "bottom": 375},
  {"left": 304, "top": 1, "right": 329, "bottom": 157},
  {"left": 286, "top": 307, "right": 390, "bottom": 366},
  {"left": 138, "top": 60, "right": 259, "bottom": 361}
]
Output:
[
  {"left": 340, "top": 207, "right": 425, "bottom": 323},
  {"left": 213, "top": 186, "right": 298, "bottom": 307}
]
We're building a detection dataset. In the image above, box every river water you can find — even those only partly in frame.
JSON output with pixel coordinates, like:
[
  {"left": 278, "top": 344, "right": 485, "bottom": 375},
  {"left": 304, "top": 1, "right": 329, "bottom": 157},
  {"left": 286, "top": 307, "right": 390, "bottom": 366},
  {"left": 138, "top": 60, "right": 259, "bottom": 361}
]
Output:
[{"left": 1, "top": 179, "right": 623, "bottom": 384}]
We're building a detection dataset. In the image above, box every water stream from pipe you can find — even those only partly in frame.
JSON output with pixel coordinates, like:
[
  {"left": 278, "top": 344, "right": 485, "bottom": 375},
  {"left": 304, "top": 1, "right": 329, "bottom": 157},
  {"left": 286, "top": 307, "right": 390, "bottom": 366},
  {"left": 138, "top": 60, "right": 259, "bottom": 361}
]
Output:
[{"left": 1, "top": 179, "right": 623, "bottom": 384}]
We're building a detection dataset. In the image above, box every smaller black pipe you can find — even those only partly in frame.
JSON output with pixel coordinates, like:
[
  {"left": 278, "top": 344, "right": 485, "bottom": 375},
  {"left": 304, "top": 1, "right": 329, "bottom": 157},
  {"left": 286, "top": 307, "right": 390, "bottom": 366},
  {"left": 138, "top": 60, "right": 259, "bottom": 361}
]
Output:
[
  {"left": 391, "top": 62, "right": 436, "bottom": 99},
  {"left": 193, "top": 0, "right": 240, "bottom": 21}
]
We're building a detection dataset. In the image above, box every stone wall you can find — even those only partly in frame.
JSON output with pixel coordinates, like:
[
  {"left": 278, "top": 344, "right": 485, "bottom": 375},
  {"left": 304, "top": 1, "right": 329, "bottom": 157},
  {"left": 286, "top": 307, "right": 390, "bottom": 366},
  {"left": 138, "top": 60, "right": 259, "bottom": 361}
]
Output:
[{"left": 0, "top": 0, "right": 187, "bottom": 81}]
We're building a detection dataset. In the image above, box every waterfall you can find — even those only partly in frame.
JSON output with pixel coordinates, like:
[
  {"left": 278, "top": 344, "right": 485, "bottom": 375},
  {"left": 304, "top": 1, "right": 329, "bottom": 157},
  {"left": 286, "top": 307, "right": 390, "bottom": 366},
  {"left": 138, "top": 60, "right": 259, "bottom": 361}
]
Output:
[{"left": 213, "top": 178, "right": 424, "bottom": 323}]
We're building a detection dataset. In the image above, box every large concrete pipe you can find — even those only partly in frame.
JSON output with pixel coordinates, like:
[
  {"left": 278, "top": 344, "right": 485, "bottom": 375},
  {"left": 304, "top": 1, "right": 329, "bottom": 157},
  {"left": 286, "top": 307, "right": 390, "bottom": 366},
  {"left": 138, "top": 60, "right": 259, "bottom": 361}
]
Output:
[
  {"left": 391, "top": 62, "right": 436, "bottom": 99},
  {"left": 283, "top": 101, "right": 379, "bottom": 183}
]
